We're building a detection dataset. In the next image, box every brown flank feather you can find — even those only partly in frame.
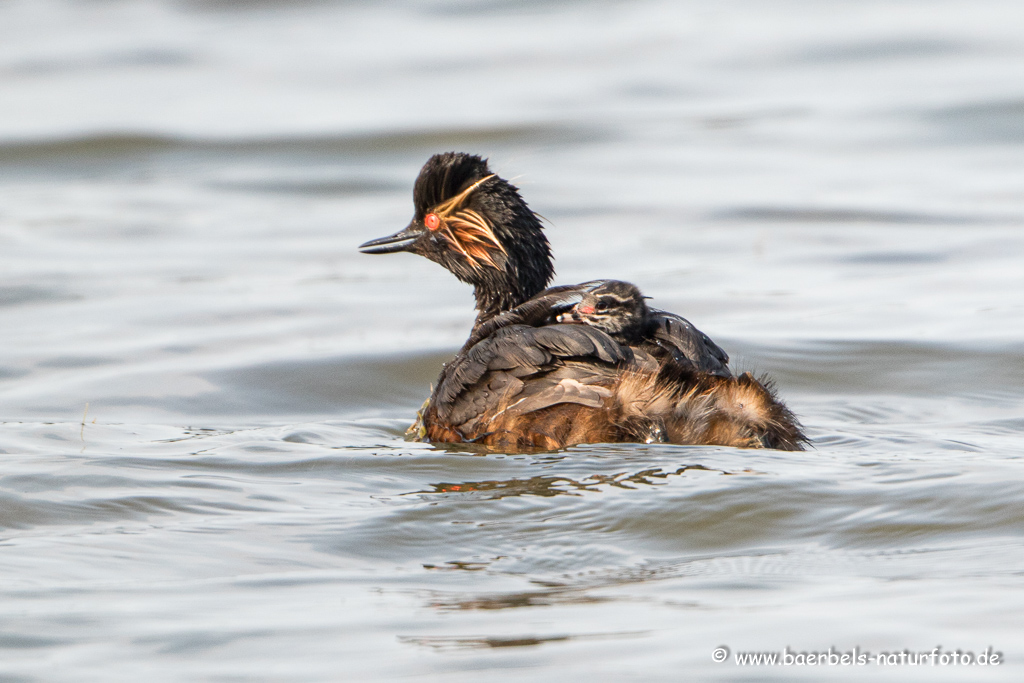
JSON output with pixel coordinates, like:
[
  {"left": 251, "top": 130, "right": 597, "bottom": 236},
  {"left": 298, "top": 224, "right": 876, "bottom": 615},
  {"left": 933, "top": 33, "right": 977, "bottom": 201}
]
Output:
[{"left": 421, "top": 363, "right": 805, "bottom": 452}]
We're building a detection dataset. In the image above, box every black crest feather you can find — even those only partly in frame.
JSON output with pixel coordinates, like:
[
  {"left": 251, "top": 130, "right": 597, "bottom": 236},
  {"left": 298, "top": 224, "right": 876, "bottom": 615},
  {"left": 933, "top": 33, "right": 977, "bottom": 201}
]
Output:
[{"left": 413, "top": 152, "right": 491, "bottom": 218}]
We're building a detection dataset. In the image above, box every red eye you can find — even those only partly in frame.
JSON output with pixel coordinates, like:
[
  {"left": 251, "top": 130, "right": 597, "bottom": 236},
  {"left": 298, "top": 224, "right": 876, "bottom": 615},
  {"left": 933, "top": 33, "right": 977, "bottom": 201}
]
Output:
[{"left": 424, "top": 213, "right": 440, "bottom": 231}]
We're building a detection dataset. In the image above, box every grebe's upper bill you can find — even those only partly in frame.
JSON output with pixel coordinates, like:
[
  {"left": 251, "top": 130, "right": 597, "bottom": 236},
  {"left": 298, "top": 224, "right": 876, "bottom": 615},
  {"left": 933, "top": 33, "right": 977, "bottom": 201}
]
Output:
[{"left": 358, "top": 222, "right": 422, "bottom": 254}]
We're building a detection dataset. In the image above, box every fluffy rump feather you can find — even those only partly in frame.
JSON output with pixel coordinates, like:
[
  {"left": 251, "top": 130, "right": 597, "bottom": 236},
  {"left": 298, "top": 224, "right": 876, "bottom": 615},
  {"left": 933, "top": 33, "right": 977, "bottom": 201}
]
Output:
[{"left": 609, "top": 364, "right": 807, "bottom": 451}]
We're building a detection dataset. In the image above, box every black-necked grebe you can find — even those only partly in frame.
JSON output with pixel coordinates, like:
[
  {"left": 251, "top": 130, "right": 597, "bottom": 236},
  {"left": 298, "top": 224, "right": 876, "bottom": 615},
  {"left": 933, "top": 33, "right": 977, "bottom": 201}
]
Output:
[{"left": 360, "top": 152, "right": 805, "bottom": 451}]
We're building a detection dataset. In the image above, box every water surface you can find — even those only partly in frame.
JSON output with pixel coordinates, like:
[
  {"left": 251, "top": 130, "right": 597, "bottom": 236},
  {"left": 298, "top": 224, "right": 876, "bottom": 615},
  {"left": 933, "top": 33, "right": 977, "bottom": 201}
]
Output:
[{"left": 1, "top": 0, "right": 1023, "bottom": 680}]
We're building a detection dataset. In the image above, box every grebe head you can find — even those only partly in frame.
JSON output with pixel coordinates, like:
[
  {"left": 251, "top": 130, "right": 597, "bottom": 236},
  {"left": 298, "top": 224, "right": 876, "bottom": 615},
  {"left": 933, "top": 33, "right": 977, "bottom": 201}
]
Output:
[
  {"left": 556, "top": 280, "right": 649, "bottom": 343},
  {"left": 360, "top": 152, "right": 554, "bottom": 323}
]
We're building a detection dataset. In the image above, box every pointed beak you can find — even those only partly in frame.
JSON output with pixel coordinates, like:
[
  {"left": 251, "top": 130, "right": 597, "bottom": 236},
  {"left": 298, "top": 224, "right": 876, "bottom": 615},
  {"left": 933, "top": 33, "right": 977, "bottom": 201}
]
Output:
[{"left": 358, "top": 222, "right": 422, "bottom": 254}]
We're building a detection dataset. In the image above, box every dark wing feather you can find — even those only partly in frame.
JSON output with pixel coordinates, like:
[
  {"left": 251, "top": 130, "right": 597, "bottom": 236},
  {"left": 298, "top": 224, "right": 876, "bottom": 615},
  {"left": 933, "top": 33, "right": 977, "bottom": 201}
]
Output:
[
  {"left": 502, "top": 363, "right": 614, "bottom": 415},
  {"left": 646, "top": 309, "right": 732, "bottom": 377},
  {"left": 435, "top": 322, "right": 630, "bottom": 427},
  {"left": 528, "top": 324, "right": 626, "bottom": 364},
  {"left": 462, "top": 281, "right": 610, "bottom": 349}
]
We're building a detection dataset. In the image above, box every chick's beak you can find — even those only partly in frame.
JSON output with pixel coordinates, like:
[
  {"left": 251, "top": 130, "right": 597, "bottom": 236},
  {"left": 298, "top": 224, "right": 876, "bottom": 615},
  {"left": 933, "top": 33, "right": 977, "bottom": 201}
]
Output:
[
  {"left": 358, "top": 221, "right": 423, "bottom": 254},
  {"left": 556, "top": 310, "right": 584, "bottom": 324}
]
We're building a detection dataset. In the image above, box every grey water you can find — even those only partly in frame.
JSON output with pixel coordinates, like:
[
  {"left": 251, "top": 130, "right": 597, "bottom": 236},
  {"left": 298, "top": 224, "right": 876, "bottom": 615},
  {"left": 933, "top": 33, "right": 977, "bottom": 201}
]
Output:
[{"left": 1, "top": 0, "right": 1023, "bottom": 680}]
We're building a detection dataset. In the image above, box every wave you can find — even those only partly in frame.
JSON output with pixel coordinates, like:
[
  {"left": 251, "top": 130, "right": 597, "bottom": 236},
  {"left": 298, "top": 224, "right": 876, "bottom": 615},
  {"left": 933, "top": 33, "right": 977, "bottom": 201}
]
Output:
[{"left": 0, "top": 122, "right": 604, "bottom": 165}]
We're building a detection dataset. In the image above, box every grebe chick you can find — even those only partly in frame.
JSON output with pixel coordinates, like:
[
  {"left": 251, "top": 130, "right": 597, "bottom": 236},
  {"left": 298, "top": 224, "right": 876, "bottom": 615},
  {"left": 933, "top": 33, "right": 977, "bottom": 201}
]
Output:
[{"left": 555, "top": 280, "right": 648, "bottom": 344}]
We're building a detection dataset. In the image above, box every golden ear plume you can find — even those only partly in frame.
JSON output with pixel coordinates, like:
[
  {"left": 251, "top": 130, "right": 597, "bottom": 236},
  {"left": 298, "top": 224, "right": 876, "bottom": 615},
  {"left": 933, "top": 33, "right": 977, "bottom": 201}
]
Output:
[{"left": 431, "top": 174, "right": 507, "bottom": 271}]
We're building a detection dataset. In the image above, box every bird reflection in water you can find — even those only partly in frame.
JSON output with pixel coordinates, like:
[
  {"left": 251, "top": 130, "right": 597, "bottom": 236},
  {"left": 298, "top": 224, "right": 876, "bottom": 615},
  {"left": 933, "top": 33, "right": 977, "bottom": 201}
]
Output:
[{"left": 414, "top": 463, "right": 725, "bottom": 499}]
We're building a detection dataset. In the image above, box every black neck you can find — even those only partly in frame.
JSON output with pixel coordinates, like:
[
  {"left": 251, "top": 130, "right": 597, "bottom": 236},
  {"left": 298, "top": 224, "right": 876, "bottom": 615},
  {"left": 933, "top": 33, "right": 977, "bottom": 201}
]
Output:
[
  {"left": 473, "top": 277, "right": 534, "bottom": 327},
  {"left": 470, "top": 236, "right": 553, "bottom": 327}
]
